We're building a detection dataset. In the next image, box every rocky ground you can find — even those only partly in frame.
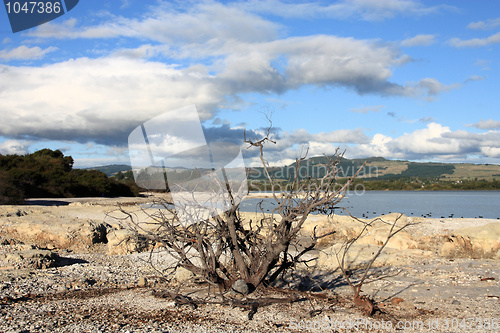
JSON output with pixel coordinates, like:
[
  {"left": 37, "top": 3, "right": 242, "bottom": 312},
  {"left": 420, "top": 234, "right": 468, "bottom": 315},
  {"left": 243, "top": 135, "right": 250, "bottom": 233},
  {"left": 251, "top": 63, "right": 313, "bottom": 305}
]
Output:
[{"left": 0, "top": 196, "right": 499, "bottom": 332}]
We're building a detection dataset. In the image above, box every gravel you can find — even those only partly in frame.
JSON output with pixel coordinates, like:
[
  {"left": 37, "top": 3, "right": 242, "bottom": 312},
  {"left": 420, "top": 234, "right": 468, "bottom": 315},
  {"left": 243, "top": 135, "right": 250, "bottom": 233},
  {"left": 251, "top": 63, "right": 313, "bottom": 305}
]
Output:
[{"left": 1, "top": 250, "right": 499, "bottom": 332}]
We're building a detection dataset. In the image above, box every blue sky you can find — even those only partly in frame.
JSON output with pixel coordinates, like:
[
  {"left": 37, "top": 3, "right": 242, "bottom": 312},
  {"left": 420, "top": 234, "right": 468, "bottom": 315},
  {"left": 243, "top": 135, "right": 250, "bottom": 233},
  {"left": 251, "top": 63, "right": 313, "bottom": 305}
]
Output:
[{"left": 1, "top": 0, "right": 499, "bottom": 168}]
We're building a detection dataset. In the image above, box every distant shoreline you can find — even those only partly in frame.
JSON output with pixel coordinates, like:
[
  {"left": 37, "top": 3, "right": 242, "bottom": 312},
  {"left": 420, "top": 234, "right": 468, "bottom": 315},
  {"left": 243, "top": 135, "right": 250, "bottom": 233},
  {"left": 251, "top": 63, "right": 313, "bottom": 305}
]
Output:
[{"left": 12, "top": 188, "right": 500, "bottom": 206}]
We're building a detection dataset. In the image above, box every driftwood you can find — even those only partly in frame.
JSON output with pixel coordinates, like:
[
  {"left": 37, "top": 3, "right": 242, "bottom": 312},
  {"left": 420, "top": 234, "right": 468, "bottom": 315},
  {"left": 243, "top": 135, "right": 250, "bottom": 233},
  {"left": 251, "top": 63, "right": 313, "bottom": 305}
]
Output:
[{"left": 112, "top": 120, "right": 365, "bottom": 294}]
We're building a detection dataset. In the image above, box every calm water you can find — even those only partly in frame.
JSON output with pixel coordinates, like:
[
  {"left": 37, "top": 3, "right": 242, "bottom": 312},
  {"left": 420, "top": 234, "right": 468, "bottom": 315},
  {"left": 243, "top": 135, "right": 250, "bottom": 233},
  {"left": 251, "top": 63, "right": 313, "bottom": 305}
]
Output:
[{"left": 239, "top": 191, "right": 500, "bottom": 219}]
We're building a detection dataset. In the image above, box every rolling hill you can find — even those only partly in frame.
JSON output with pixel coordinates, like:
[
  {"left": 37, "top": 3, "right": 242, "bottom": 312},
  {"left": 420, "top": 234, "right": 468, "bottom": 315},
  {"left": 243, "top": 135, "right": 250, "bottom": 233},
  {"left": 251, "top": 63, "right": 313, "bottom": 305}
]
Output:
[{"left": 87, "top": 157, "right": 500, "bottom": 181}]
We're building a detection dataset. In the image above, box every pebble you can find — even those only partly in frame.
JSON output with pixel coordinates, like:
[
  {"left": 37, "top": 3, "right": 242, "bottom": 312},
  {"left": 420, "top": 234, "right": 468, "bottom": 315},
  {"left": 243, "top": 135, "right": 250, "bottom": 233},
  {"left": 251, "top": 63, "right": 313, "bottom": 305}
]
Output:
[
  {"left": 1, "top": 248, "right": 499, "bottom": 332},
  {"left": 231, "top": 279, "right": 249, "bottom": 295},
  {"left": 138, "top": 276, "right": 147, "bottom": 287}
]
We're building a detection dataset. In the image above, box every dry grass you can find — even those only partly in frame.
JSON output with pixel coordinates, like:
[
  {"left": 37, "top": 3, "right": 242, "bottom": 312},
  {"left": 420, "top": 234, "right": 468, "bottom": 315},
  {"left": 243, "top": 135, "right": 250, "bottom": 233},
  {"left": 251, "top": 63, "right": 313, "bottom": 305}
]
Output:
[{"left": 442, "top": 163, "right": 500, "bottom": 181}]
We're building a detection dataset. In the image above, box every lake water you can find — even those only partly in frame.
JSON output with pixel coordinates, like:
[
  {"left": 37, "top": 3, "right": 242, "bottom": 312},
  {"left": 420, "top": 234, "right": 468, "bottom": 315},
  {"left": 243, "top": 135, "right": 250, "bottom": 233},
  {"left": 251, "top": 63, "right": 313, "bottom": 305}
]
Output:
[{"left": 239, "top": 191, "right": 500, "bottom": 219}]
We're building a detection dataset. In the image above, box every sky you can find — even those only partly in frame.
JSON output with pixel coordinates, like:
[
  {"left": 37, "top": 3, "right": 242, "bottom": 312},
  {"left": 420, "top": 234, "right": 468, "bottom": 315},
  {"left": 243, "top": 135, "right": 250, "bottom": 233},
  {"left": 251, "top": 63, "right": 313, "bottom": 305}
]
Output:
[{"left": 0, "top": 0, "right": 499, "bottom": 168}]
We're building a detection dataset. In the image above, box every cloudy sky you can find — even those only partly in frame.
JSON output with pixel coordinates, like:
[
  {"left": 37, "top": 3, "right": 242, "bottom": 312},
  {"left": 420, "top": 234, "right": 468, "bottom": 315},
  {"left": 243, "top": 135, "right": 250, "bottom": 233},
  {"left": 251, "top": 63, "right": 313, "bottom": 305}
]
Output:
[{"left": 1, "top": 0, "right": 499, "bottom": 168}]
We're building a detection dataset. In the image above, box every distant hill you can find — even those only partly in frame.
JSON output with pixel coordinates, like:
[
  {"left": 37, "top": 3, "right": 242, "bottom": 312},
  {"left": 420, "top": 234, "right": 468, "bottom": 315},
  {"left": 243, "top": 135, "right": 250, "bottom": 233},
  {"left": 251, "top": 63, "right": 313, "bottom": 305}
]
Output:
[
  {"left": 361, "top": 158, "right": 500, "bottom": 181},
  {"left": 87, "top": 164, "right": 131, "bottom": 177},
  {"left": 89, "top": 158, "right": 500, "bottom": 181},
  {"left": 247, "top": 156, "right": 500, "bottom": 181}
]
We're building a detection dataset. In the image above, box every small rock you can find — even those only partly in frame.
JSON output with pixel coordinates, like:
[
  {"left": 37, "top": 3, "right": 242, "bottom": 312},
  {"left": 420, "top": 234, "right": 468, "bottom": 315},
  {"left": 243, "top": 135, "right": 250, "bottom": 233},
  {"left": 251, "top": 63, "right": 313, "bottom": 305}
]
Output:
[
  {"left": 175, "top": 267, "right": 195, "bottom": 282},
  {"left": 57, "top": 285, "right": 69, "bottom": 293},
  {"left": 391, "top": 297, "right": 404, "bottom": 305},
  {"left": 231, "top": 279, "right": 249, "bottom": 295},
  {"left": 451, "top": 300, "right": 461, "bottom": 305},
  {"left": 138, "top": 277, "right": 147, "bottom": 288}
]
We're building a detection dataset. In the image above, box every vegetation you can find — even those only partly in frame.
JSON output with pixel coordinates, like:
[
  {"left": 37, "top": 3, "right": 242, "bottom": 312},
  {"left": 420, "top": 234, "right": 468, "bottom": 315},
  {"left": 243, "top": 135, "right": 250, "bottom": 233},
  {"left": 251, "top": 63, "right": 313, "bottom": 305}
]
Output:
[
  {"left": 249, "top": 177, "right": 500, "bottom": 192},
  {"left": 0, "top": 149, "right": 139, "bottom": 203},
  {"left": 114, "top": 128, "right": 411, "bottom": 316},
  {"left": 88, "top": 164, "right": 132, "bottom": 177},
  {"left": 247, "top": 155, "right": 500, "bottom": 191}
]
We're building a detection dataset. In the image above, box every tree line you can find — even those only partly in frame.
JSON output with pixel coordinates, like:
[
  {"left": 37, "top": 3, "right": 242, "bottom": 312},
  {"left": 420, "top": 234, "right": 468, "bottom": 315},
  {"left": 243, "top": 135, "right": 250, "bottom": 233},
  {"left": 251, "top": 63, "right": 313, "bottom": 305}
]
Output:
[
  {"left": 248, "top": 177, "right": 500, "bottom": 192},
  {"left": 0, "top": 149, "right": 140, "bottom": 204}
]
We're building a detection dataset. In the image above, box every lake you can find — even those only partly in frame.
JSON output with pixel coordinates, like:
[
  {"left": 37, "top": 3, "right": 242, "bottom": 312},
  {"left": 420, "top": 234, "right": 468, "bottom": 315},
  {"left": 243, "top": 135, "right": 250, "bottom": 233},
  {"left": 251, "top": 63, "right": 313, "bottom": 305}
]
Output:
[{"left": 239, "top": 191, "right": 500, "bottom": 219}]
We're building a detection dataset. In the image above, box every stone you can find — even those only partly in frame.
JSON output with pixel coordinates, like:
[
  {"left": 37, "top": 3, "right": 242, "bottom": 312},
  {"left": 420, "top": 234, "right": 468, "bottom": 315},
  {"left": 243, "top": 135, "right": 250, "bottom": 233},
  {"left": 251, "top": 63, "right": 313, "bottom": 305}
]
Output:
[
  {"left": 0, "top": 248, "right": 59, "bottom": 269},
  {"left": 175, "top": 267, "right": 195, "bottom": 282},
  {"left": 391, "top": 297, "right": 404, "bottom": 305},
  {"left": 231, "top": 279, "right": 249, "bottom": 295},
  {"left": 107, "top": 228, "right": 144, "bottom": 255},
  {"left": 138, "top": 277, "right": 148, "bottom": 288},
  {"left": 1, "top": 215, "right": 110, "bottom": 251},
  {"left": 451, "top": 300, "right": 461, "bottom": 305},
  {"left": 453, "top": 223, "right": 500, "bottom": 258}
]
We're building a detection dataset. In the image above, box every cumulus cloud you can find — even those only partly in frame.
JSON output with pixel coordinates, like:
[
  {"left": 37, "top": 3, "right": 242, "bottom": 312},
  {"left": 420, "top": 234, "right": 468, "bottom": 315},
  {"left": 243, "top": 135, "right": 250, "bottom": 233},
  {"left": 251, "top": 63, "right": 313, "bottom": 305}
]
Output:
[
  {"left": 401, "top": 34, "right": 435, "bottom": 47},
  {"left": 0, "top": 1, "right": 464, "bottom": 162},
  {"left": 0, "top": 39, "right": 454, "bottom": 147},
  {"left": 240, "top": 127, "right": 372, "bottom": 166},
  {"left": 0, "top": 45, "right": 57, "bottom": 61},
  {"left": 0, "top": 57, "right": 223, "bottom": 145},
  {"left": 449, "top": 32, "right": 500, "bottom": 48},
  {"left": 410, "top": 78, "right": 460, "bottom": 99},
  {"left": 350, "top": 123, "right": 500, "bottom": 161},
  {"left": 0, "top": 139, "right": 30, "bottom": 155},
  {"left": 469, "top": 119, "right": 500, "bottom": 130},
  {"left": 19, "top": 2, "right": 454, "bottom": 100},
  {"left": 221, "top": 122, "right": 500, "bottom": 165}
]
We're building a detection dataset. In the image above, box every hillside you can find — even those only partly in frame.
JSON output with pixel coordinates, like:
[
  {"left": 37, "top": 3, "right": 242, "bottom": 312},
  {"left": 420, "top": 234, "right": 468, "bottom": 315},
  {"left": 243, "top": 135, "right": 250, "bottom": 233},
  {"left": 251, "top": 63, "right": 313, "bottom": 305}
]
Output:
[
  {"left": 362, "top": 158, "right": 500, "bottom": 181},
  {"left": 86, "top": 164, "right": 132, "bottom": 177},
  {"left": 247, "top": 156, "right": 500, "bottom": 181},
  {"left": 89, "top": 157, "right": 500, "bottom": 181}
]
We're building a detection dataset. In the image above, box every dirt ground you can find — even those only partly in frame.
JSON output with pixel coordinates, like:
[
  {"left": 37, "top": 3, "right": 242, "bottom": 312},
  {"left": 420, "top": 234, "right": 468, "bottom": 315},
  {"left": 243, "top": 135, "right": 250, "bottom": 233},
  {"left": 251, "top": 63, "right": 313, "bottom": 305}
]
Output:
[{"left": 1, "top": 195, "right": 499, "bottom": 332}]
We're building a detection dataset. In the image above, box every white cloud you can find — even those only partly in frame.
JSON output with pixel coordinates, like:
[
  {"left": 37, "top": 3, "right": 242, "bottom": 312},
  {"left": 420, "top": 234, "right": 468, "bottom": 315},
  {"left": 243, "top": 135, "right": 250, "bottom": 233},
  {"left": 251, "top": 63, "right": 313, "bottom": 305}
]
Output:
[
  {"left": 464, "top": 75, "right": 486, "bottom": 83},
  {"left": 242, "top": 123, "right": 500, "bottom": 165},
  {"left": 467, "top": 17, "right": 500, "bottom": 30},
  {"left": 28, "top": 3, "right": 281, "bottom": 44},
  {"left": 242, "top": 127, "right": 371, "bottom": 166},
  {"left": 401, "top": 34, "right": 435, "bottom": 47},
  {"left": 410, "top": 78, "right": 460, "bottom": 99},
  {"left": 350, "top": 123, "right": 500, "bottom": 161},
  {"left": 351, "top": 133, "right": 394, "bottom": 158},
  {"left": 469, "top": 119, "right": 500, "bottom": 130},
  {"left": 1, "top": 32, "right": 454, "bottom": 147},
  {"left": 389, "top": 123, "right": 461, "bottom": 155},
  {"left": 240, "top": 0, "right": 451, "bottom": 21},
  {"left": 449, "top": 32, "right": 500, "bottom": 48},
  {"left": 1, "top": 1, "right": 461, "bottom": 154},
  {"left": 0, "top": 45, "right": 57, "bottom": 61},
  {"left": 0, "top": 139, "right": 30, "bottom": 155},
  {"left": 18, "top": 2, "right": 456, "bottom": 101},
  {"left": 480, "top": 146, "right": 500, "bottom": 158},
  {"left": 0, "top": 57, "right": 223, "bottom": 145}
]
